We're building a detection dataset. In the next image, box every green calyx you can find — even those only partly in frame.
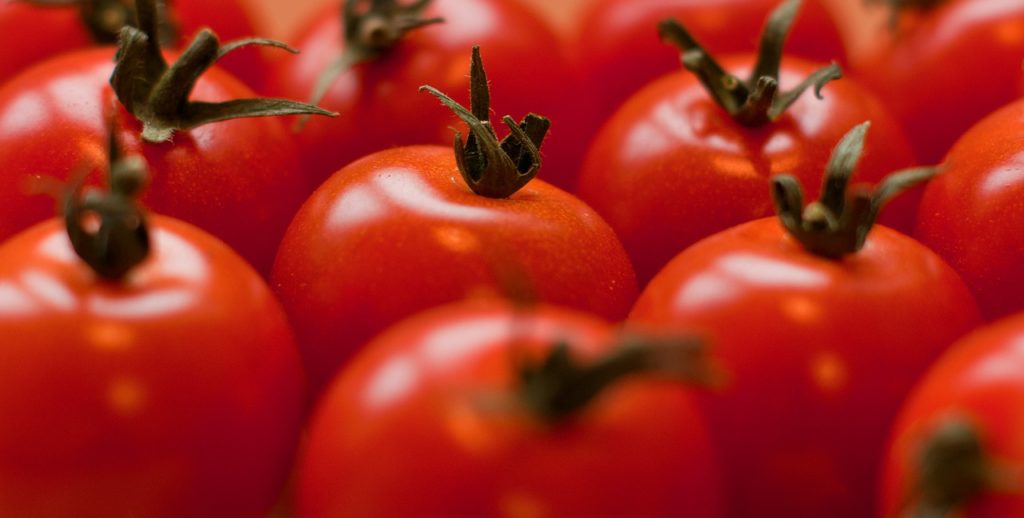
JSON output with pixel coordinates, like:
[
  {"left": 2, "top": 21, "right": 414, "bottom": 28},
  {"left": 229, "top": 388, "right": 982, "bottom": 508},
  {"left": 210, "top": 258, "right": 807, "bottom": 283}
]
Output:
[
  {"left": 771, "top": 121, "right": 937, "bottom": 258},
  {"left": 420, "top": 46, "right": 550, "bottom": 199},
  {"left": 901, "top": 417, "right": 993, "bottom": 517},
  {"left": 110, "top": 0, "right": 337, "bottom": 143},
  {"left": 658, "top": 0, "right": 842, "bottom": 126},
  {"left": 301, "top": 0, "right": 443, "bottom": 120},
  {"left": 64, "top": 125, "right": 150, "bottom": 280},
  {"left": 519, "top": 334, "right": 716, "bottom": 424},
  {"left": 26, "top": 0, "right": 179, "bottom": 45}
]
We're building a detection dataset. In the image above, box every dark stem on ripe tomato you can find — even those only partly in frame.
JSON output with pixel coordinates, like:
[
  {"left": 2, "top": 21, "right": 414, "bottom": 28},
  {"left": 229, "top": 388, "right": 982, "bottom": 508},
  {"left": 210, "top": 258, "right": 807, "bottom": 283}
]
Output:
[
  {"left": 899, "top": 417, "right": 996, "bottom": 518},
  {"left": 62, "top": 123, "right": 151, "bottom": 280},
  {"left": 658, "top": 0, "right": 842, "bottom": 126},
  {"left": 771, "top": 121, "right": 936, "bottom": 258},
  {"left": 301, "top": 0, "right": 443, "bottom": 122},
  {"left": 419, "top": 46, "right": 551, "bottom": 199},
  {"left": 110, "top": 0, "right": 337, "bottom": 143},
  {"left": 25, "top": 0, "right": 179, "bottom": 45},
  {"left": 518, "top": 334, "right": 717, "bottom": 423}
]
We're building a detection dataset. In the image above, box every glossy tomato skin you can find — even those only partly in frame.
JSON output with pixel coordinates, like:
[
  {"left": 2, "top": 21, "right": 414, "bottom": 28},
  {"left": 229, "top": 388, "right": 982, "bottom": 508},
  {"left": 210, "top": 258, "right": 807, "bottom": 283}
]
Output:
[
  {"left": 576, "top": 56, "right": 916, "bottom": 285},
  {"left": 881, "top": 313, "right": 1024, "bottom": 517},
  {"left": 851, "top": 0, "right": 1024, "bottom": 164},
  {"left": 0, "top": 216, "right": 305, "bottom": 517},
  {"left": 0, "top": 48, "right": 309, "bottom": 275},
  {"left": 629, "top": 218, "right": 980, "bottom": 518},
  {"left": 271, "top": 145, "right": 638, "bottom": 395},
  {"left": 914, "top": 99, "right": 1024, "bottom": 321},
  {"left": 267, "top": 0, "right": 581, "bottom": 189},
  {"left": 572, "top": 0, "right": 845, "bottom": 150},
  {"left": 0, "top": 0, "right": 263, "bottom": 90},
  {"left": 298, "top": 301, "right": 722, "bottom": 518}
]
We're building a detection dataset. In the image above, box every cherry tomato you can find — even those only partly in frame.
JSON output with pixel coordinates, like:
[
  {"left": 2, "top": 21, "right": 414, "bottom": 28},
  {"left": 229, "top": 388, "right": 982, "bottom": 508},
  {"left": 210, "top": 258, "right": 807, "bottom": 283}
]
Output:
[
  {"left": 850, "top": 0, "right": 1024, "bottom": 163},
  {"left": 266, "top": 0, "right": 582, "bottom": 189},
  {"left": 0, "top": 0, "right": 266, "bottom": 89},
  {"left": 298, "top": 300, "right": 722, "bottom": 518},
  {"left": 272, "top": 144, "right": 638, "bottom": 395},
  {"left": 576, "top": 53, "right": 915, "bottom": 284},
  {"left": 0, "top": 43, "right": 316, "bottom": 274},
  {"left": 571, "top": 0, "right": 845, "bottom": 155},
  {"left": 628, "top": 216, "right": 979, "bottom": 517},
  {"left": 881, "top": 312, "right": 1024, "bottom": 517},
  {"left": 0, "top": 215, "right": 305, "bottom": 516},
  {"left": 913, "top": 98, "right": 1024, "bottom": 321}
]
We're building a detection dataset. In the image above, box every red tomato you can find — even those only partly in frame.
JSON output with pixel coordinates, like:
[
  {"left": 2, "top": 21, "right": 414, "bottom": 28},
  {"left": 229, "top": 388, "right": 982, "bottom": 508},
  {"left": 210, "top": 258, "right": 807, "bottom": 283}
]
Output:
[
  {"left": 880, "top": 312, "right": 1024, "bottom": 517},
  {"left": 0, "top": 215, "right": 305, "bottom": 516},
  {"left": 628, "top": 215, "right": 980, "bottom": 517},
  {"left": 271, "top": 144, "right": 638, "bottom": 394},
  {"left": 576, "top": 54, "right": 916, "bottom": 284},
  {"left": 0, "top": 0, "right": 265, "bottom": 89},
  {"left": 914, "top": 98, "right": 1024, "bottom": 321},
  {"left": 266, "top": 0, "right": 582, "bottom": 189},
  {"left": 850, "top": 0, "right": 1024, "bottom": 163},
  {"left": 571, "top": 0, "right": 845, "bottom": 155},
  {"left": 298, "top": 300, "right": 722, "bottom": 518},
  {"left": 0, "top": 42, "right": 316, "bottom": 274}
]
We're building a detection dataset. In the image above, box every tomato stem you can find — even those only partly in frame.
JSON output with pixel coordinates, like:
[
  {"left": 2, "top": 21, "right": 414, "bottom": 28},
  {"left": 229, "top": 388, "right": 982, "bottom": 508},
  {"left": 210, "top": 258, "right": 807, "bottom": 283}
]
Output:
[
  {"left": 62, "top": 121, "right": 151, "bottom": 280},
  {"left": 900, "top": 417, "right": 993, "bottom": 517},
  {"left": 110, "top": 1, "right": 337, "bottom": 143},
  {"left": 771, "top": 121, "right": 937, "bottom": 258},
  {"left": 298, "top": 0, "right": 443, "bottom": 128},
  {"left": 419, "top": 46, "right": 550, "bottom": 199},
  {"left": 25, "top": 0, "right": 179, "bottom": 45},
  {"left": 519, "top": 334, "right": 716, "bottom": 423},
  {"left": 658, "top": 0, "right": 841, "bottom": 126}
]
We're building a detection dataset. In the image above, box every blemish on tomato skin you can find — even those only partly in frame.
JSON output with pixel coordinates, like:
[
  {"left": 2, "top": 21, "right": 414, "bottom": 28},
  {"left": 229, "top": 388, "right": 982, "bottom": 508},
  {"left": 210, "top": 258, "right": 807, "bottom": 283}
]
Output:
[
  {"left": 107, "top": 376, "right": 147, "bottom": 417},
  {"left": 810, "top": 351, "right": 848, "bottom": 394}
]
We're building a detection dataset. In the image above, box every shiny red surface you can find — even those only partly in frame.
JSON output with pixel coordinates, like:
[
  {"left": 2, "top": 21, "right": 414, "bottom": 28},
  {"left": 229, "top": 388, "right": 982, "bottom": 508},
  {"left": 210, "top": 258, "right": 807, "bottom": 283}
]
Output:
[
  {"left": 0, "top": 47, "right": 310, "bottom": 274},
  {"left": 271, "top": 145, "right": 638, "bottom": 395},
  {"left": 576, "top": 57, "right": 916, "bottom": 285},
  {"left": 0, "top": 216, "right": 304, "bottom": 517},
  {"left": 299, "top": 301, "right": 721, "bottom": 517},
  {"left": 629, "top": 218, "right": 980, "bottom": 518},
  {"left": 914, "top": 98, "right": 1024, "bottom": 320}
]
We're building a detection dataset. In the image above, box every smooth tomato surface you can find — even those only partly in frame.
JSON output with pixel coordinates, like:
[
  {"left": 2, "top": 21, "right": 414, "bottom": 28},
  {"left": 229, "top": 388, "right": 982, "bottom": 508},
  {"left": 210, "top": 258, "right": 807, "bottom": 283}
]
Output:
[
  {"left": 267, "top": 0, "right": 581, "bottom": 188},
  {"left": 851, "top": 0, "right": 1024, "bottom": 163},
  {"left": 576, "top": 57, "right": 916, "bottom": 284},
  {"left": 0, "top": 216, "right": 305, "bottom": 517},
  {"left": 271, "top": 145, "right": 638, "bottom": 395},
  {"left": 0, "top": 0, "right": 264, "bottom": 89},
  {"left": 629, "top": 218, "right": 980, "bottom": 518},
  {"left": 0, "top": 48, "right": 309, "bottom": 274},
  {"left": 881, "top": 313, "right": 1024, "bottom": 517},
  {"left": 299, "top": 301, "right": 722, "bottom": 518},
  {"left": 914, "top": 98, "right": 1024, "bottom": 321}
]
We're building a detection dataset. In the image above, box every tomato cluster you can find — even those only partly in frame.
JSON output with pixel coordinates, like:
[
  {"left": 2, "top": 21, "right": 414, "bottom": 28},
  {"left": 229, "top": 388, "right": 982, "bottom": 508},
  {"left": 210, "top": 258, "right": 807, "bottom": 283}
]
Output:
[{"left": 0, "top": 0, "right": 1022, "bottom": 516}]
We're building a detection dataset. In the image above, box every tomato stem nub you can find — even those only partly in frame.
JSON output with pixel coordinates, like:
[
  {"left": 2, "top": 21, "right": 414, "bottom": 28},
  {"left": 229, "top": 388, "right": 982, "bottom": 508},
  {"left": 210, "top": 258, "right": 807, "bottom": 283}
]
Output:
[
  {"left": 771, "top": 121, "right": 937, "bottom": 258},
  {"left": 63, "top": 123, "right": 151, "bottom": 281},
  {"left": 299, "top": 0, "right": 443, "bottom": 126},
  {"left": 900, "top": 417, "right": 993, "bottom": 517},
  {"left": 658, "top": 0, "right": 842, "bottom": 126},
  {"left": 419, "top": 46, "right": 550, "bottom": 199},
  {"left": 26, "top": 0, "right": 180, "bottom": 45},
  {"left": 519, "top": 334, "right": 715, "bottom": 423},
  {"left": 110, "top": 0, "right": 337, "bottom": 143}
]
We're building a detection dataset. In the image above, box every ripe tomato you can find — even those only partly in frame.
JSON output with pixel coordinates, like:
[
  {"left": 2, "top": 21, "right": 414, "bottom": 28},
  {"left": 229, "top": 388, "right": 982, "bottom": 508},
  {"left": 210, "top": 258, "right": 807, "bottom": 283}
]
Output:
[
  {"left": 266, "top": 0, "right": 582, "bottom": 189},
  {"left": 0, "top": 21, "right": 332, "bottom": 274},
  {"left": 913, "top": 98, "right": 1024, "bottom": 321},
  {"left": 880, "top": 313, "right": 1024, "bottom": 517},
  {"left": 576, "top": 43, "right": 915, "bottom": 284},
  {"left": 0, "top": 0, "right": 265, "bottom": 89},
  {"left": 628, "top": 124, "right": 980, "bottom": 517},
  {"left": 0, "top": 213, "right": 305, "bottom": 516},
  {"left": 850, "top": 0, "right": 1024, "bottom": 163},
  {"left": 298, "top": 300, "right": 722, "bottom": 518},
  {"left": 571, "top": 0, "right": 845, "bottom": 156}
]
